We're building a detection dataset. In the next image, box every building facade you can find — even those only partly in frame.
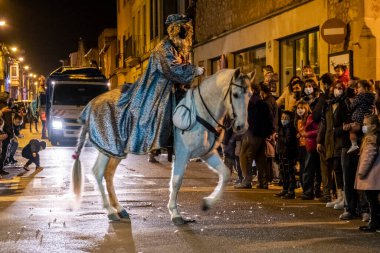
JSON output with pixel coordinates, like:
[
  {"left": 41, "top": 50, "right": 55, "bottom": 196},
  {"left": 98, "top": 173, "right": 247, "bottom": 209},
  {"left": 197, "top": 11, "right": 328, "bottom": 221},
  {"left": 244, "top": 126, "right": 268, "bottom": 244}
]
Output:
[
  {"left": 98, "top": 28, "right": 118, "bottom": 89},
  {"left": 193, "top": 0, "right": 380, "bottom": 95},
  {"left": 116, "top": 0, "right": 192, "bottom": 85}
]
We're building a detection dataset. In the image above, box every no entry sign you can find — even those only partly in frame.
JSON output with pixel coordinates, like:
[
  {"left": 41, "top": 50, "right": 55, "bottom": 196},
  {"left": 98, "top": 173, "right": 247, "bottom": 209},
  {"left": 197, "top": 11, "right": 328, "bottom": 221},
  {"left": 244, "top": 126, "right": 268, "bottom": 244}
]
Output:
[{"left": 321, "top": 18, "right": 347, "bottom": 44}]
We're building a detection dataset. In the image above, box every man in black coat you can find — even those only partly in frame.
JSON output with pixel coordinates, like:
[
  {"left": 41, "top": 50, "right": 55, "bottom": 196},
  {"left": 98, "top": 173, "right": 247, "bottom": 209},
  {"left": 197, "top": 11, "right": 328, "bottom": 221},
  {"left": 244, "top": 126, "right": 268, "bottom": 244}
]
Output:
[{"left": 234, "top": 84, "right": 275, "bottom": 189}]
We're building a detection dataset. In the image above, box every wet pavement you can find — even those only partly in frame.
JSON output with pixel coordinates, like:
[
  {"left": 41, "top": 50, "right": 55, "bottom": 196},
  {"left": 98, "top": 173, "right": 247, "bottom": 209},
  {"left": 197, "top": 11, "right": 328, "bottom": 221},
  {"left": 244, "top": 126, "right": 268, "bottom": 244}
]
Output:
[{"left": 0, "top": 126, "right": 379, "bottom": 252}]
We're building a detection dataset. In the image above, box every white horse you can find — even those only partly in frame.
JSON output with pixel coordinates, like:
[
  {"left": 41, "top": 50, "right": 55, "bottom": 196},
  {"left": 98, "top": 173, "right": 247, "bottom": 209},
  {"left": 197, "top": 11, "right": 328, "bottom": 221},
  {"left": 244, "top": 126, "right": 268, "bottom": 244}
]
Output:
[{"left": 72, "top": 68, "right": 252, "bottom": 224}]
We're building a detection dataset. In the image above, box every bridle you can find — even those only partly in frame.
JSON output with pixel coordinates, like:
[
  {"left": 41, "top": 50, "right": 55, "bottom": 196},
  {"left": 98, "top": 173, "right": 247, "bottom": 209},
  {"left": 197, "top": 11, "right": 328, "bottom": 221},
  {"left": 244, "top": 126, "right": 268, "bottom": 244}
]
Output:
[{"left": 196, "top": 74, "right": 247, "bottom": 135}]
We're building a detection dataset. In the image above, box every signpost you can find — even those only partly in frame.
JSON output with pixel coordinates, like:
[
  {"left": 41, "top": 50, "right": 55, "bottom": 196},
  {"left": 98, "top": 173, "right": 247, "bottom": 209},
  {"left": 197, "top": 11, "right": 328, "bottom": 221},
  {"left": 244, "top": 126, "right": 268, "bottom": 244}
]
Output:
[{"left": 321, "top": 18, "right": 347, "bottom": 44}]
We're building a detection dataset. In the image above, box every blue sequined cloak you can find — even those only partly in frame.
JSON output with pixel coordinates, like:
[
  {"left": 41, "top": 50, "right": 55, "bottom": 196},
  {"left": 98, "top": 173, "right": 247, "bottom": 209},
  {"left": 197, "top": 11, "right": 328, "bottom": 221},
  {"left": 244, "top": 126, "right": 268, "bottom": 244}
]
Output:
[{"left": 80, "top": 38, "right": 197, "bottom": 157}]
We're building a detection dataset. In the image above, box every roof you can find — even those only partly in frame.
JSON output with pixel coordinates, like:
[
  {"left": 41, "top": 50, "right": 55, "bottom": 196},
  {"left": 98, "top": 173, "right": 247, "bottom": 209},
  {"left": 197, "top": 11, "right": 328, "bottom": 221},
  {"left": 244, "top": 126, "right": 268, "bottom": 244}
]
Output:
[{"left": 48, "top": 67, "right": 107, "bottom": 82}]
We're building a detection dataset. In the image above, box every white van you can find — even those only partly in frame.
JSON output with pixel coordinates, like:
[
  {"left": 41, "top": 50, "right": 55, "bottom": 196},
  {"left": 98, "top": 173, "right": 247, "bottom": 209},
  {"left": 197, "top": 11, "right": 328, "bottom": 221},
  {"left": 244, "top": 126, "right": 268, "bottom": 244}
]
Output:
[{"left": 46, "top": 67, "right": 109, "bottom": 145}]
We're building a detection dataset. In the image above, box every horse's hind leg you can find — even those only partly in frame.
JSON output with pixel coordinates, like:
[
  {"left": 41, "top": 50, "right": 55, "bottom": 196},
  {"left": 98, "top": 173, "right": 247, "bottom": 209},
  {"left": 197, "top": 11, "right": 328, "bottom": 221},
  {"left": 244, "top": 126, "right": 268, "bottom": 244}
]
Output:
[
  {"left": 201, "top": 151, "right": 230, "bottom": 211},
  {"left": 104, "top": 157, "right": 130, "bottom": 220},
  {"left": 168, "top": 152, "right": 189, "bottom": 224},
  {"left": 92, "top": 152, "right": 119, "bottom": 221}
]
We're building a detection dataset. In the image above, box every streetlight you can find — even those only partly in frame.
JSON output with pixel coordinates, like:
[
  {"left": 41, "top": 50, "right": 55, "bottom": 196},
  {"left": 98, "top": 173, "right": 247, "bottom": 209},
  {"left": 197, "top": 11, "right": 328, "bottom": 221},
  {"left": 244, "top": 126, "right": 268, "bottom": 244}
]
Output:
[
  {"left": 11, "top": 47, "right": 17, "bottom": 52},
  {"left": 0, "top": 20, "right": 5, "bottom": 27},
  {"left": 24, "top": 65, "right": 30, "bottom": 70},
  {"left": 18, "top": 57, "right": 24, "bottom": 62}
]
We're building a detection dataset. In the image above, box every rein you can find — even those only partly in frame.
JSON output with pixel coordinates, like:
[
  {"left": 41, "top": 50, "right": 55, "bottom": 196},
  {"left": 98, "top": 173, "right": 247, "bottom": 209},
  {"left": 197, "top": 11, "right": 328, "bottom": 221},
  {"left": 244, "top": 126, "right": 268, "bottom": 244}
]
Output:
[{"left": 196, "top": 75, "right": 246, "bottom": 137}]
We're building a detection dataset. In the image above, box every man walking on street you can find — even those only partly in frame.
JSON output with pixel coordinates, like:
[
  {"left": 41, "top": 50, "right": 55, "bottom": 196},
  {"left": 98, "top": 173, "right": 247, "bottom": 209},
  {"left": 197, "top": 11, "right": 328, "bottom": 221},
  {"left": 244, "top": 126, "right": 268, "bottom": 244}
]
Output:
[{"left": 235, "top": 83, "right": 275, "bottom": 189}]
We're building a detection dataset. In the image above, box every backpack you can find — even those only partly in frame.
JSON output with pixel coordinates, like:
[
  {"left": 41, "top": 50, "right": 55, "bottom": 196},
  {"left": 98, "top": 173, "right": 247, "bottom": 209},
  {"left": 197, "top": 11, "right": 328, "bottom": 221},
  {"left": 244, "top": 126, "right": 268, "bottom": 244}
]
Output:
[{"left": 173, "top": 90, "right": 196, "bottom": 131}]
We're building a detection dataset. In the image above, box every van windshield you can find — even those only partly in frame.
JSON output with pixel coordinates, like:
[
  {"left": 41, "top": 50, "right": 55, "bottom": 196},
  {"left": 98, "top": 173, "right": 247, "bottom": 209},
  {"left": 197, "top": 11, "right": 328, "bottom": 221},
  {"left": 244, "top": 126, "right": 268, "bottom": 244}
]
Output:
[{"left": 53, "top": 84, "right": 108, "bottom": 106}]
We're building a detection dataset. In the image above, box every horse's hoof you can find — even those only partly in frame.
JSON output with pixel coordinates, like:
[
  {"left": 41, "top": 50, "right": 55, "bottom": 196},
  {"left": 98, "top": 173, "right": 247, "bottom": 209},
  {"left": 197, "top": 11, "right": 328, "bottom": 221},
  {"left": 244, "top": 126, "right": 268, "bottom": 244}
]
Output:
[
  {"left": 202, "top": 200, "right": 210, "bottom": 211},
  {"left": 172, "top": 216, "right": 185, "bottom": 225},
  {"left": 108, "top": 213, "right": 121, "bottom": 222},
  {"left": 172, "top": 216, "right": 196, "bottom": 225},
  {"left": 118, "top": 209, "right": 130, "bottom": 219}
]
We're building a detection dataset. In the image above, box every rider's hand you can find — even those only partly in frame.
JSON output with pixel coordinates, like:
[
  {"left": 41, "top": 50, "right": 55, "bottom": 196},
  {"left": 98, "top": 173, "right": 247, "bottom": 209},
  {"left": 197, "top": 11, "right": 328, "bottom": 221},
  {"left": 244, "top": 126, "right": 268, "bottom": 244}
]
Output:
[
  {"left": 32, "top": 153, "right": 36, "bottom": 158},
  {"left": 195, "top": 66, "right": 205, "bottom": 76}
]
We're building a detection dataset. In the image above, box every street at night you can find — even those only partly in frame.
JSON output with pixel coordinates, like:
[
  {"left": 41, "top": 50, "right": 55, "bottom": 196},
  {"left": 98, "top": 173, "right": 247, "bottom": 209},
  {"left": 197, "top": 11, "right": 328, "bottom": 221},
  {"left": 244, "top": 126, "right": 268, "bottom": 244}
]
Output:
[
  {"left": 0, "top": 130, "right": 379, "bottom": 252},
  {"left": 2, "top": 0, "right": 380, "bottom": 252}
]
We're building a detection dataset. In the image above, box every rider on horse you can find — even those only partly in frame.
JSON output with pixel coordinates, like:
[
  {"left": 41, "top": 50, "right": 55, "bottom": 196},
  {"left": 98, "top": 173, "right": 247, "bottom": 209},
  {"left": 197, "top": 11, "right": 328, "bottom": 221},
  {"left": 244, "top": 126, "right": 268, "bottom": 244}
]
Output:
[{"left": 74, "top": 14, "right": 204, "bottom": 159}]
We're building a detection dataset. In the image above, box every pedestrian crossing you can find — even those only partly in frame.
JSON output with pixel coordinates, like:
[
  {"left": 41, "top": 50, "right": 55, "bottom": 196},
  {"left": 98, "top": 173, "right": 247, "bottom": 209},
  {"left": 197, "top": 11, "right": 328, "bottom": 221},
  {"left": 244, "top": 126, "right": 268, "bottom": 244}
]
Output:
[{"left": 0, "top": 168, "right": 157, "bottom": 194}]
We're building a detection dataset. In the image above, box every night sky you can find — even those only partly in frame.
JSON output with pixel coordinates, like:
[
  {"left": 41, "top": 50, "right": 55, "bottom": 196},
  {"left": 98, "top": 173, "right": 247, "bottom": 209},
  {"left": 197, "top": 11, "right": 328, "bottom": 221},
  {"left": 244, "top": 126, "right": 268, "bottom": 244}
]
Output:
[{"left": 0, "top": 0, "right": 116, "bottom": 76}]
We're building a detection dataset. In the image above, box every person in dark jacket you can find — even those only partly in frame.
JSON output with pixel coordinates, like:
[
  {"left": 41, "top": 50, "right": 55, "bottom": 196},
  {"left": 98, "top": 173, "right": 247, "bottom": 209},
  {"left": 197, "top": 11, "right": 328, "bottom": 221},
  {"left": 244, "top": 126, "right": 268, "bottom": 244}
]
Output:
[
  {"left": 222, "top": 116, "right": 243, "bottom": 183},
  {"left": 235, "top": 84, "right": 274, "bottom": 189},
  {"left": 317, "top": 82, "right": 349, "bottom": 207},
  {"left": 22, "top": 139, "right": 46, "bottom": 171},
  {"left": 261, "top": 82, "right": 278, "bottom": 183},
  {"left": 274, "top": 110, "right": 298, "bottom": 199},
  {"left": 5, "top": 114, "right": 24, "bottom": 165},
  {"left": 0, "top": 96, "right": 17, "bottom": 174}
]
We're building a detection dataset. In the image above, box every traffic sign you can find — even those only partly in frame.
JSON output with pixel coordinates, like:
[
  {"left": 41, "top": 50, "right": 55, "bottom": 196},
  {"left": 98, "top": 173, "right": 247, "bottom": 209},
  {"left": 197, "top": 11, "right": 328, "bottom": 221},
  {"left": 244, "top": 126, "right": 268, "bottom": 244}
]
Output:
[{"left": 321, "top": 18, "right": 347, "bottom": 44}]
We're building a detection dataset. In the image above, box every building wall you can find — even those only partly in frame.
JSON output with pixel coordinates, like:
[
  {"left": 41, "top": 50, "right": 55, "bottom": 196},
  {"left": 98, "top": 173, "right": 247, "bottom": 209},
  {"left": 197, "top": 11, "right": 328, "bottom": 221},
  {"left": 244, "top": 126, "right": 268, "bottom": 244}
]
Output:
[
  {"left": 193, "top": 0, "right": 328, "bottom": 94},
  {"left": 116, "top": 0, "right": 190, "bottom": 86},
  {"left": 99, "top": 28, "right": 118, "bottom": 89},
  {"left": 195, "top": 0, "right": 311, "bottom": 43},
  {"left": 194, "top": 0, "right": 380, "bottom": 93}
]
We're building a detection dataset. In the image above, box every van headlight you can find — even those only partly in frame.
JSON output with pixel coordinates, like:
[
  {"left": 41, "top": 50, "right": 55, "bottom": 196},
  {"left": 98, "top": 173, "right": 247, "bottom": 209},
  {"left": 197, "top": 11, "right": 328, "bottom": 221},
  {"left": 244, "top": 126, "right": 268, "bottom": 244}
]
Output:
[{"left": 52, "top": 119, "right": 63, "bottom": 130}]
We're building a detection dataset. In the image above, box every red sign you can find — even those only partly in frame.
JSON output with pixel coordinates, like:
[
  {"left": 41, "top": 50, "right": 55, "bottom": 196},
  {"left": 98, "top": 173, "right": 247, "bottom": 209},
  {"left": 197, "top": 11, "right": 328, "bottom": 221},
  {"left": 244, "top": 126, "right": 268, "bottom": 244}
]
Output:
[{"left": 321, "top": 18, "right": 347, "bottom": 44}]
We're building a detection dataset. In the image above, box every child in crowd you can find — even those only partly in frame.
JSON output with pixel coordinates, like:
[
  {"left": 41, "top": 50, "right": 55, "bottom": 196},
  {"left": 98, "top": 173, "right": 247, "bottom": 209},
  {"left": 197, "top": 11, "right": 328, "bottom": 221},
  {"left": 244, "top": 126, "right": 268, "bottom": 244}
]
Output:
[
  {"left": 262, "top": 65, "right": 279, "bottom": 94},
  {"left": 301, "top": 65, "right": 318, "bottom": 84},
  {"left": 334, "top": 64, "right": 350, "bottom": 88},
  {"left": 346, "top": 80, "right": 375, "bottom": 154},
  {"left": 355, "top": 114, "right": 380, "bottom": 232},
  {"left": 22, "top": 139, "right": 46, "bottom": 171},
  {"left": 274, "top": 111, "right": 298, "bottom": 199},
  {"left": 294, "top": 100, "right": 312, "bottom": 187}
]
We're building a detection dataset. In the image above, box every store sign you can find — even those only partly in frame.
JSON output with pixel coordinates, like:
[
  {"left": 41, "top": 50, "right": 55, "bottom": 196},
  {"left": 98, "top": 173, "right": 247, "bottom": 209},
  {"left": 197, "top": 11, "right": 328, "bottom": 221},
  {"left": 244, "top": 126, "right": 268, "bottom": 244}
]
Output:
[{"left": 321, "top": 18, "right": 347, "bottom": 44}]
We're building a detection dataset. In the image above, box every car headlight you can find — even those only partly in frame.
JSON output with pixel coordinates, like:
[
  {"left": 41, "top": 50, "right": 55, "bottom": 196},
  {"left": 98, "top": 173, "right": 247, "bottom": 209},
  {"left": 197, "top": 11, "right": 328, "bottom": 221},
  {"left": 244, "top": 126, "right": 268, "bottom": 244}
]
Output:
[{"left": 52, "top": 119, "right": 63, "bottom": 130}]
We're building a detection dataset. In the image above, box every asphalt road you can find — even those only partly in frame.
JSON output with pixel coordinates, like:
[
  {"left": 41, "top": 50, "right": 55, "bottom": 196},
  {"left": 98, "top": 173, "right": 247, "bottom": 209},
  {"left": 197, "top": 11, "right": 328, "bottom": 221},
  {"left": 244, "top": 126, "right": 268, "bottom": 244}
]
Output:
[{"left": 0, "top": 128, "right": 379, "bottom": 253}]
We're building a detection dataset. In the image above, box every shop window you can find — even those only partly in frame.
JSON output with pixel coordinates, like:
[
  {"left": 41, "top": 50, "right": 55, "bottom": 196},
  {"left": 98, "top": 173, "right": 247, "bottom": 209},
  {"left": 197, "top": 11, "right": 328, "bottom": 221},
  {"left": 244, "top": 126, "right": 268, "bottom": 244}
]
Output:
[
  {"left": 280, "top": 29, "right": 319, "bottom": 92},
  {"left": 233, "top": 45, "right": 266, "bottom": 84},
  {"left": 211, "top": 57, "right": 220, "bottom": 74}
]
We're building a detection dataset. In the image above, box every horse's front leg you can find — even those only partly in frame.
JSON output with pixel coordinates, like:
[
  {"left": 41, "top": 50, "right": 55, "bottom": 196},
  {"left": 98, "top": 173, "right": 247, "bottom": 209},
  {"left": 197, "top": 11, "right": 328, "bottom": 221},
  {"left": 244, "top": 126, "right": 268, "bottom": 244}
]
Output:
[
  {"left": 104, "top": 156, "right": 130, "bottom": 221},
  {"left": 201, "top": 151, "right": 230, "bottom": 211},
  {"left": 168, "top": 151, "right": 190, "bottom": 225},
  {"left": 92, "top": 152, "right": 119, "bottom": 221}
]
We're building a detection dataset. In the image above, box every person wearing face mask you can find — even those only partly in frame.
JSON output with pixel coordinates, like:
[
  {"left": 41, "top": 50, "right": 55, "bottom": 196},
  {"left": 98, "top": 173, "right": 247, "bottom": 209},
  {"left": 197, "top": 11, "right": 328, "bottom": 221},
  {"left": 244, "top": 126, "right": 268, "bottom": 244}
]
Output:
[
  {"left": 274, "top": 111, "right": 298, "bottom": 199},
  {"left": 317, "top": 82, "right": 349, "bottom": 207},
  {"left": 276, "top": 76, "right": 303, "bottom": 111},
  {"left": 302, "top": 79, "right": 319, "bottom": 110},
  {"left": 354, "top": 114, "right": 380, "bottom": 232},
  {"left": 294, "top": 100, "right": 312, "bottom": 188}
]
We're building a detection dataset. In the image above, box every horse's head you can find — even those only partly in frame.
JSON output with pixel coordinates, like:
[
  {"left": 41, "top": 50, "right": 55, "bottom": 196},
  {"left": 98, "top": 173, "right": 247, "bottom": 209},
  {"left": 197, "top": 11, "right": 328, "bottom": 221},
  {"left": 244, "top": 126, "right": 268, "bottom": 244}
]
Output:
[{"left": 225, "top": 68, "right": 254, "bottom": 135}]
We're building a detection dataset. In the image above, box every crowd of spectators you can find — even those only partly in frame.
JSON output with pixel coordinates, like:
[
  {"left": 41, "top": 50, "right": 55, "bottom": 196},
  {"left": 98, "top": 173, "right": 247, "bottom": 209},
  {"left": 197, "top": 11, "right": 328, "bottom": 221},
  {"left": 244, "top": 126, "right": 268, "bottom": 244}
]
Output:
[{"left": 224, "top": 64, "right": 380, "bottom": 233}]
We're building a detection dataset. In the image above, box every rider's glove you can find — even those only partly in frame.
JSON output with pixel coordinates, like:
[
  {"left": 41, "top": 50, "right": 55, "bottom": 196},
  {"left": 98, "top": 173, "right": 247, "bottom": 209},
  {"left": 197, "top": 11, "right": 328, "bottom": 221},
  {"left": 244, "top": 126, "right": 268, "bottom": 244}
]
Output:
[{"left": 195, "top": 66, "right": 205, "bottom": 76}]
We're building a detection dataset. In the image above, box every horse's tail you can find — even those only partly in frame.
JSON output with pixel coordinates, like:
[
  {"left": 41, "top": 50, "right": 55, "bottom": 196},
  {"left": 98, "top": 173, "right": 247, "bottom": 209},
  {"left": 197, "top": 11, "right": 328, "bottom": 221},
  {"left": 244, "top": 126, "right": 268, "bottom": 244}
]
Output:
[{"left": 71, "top": 123, "right": 88, "bottom": 201}]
